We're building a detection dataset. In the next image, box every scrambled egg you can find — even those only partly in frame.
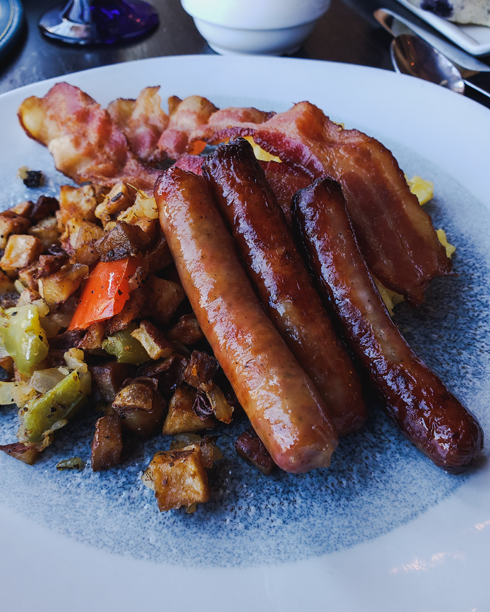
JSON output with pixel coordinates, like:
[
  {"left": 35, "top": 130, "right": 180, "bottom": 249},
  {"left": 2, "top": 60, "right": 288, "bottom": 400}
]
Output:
[{"left": 245, "top": 137, "right": 281, "bottom": 163}]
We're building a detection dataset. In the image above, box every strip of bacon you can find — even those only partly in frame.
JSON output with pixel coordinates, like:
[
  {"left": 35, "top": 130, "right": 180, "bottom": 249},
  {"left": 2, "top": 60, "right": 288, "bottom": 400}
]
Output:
[
  {"left": 156, "top": 95, "right": 219, "bottom": 160},
  {"left": 260, "top": 160, "right": 311, "bottom": 226},
  {"left": 191, "top": 106, "right": 275, "bottom": 145},
  {"left": 172, "top": 154, "right": 205, "bottom": 176},
  {"left": 189, "top": 102, "right": 452, "bottom": 304},
  {"left": 107, "top": 86, "right": 169, "bottom": 165},
  {"left": 18, "top": 82, "right": 160, "bottom": 191}
]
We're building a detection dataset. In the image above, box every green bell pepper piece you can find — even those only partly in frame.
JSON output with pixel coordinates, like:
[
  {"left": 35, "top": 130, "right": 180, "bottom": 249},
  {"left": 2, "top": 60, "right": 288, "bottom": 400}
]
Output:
[
  {"left": 18, "top": 369, "right": 88, "bottom": 443},
  {"left": 0, "top": 305, "right": 49, "bottom": 375},
  {"left": 102, "top": 324, "right": 150, "bottom": 364}
]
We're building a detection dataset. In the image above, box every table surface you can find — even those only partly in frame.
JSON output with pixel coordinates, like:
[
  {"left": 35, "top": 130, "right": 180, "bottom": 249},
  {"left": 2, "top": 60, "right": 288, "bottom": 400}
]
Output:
[{"left": 1, "top": 0, "right": 489, "bottom": 106}]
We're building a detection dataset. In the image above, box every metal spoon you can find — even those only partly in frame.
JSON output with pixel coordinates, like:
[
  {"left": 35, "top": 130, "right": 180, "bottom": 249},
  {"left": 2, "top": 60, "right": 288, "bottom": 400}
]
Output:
[{"left": 391, "top": 33, "right": 490, "bottom": 99}]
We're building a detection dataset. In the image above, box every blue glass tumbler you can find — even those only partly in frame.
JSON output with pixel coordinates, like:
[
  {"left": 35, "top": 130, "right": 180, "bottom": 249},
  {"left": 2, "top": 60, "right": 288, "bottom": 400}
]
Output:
[{"left": 39, "top": 0, "right": 159, "bottom": 45}]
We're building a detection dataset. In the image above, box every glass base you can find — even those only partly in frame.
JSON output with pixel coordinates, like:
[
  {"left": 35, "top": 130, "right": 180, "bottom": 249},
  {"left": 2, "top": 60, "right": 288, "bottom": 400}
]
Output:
[{"left": 39, "top": 0, "right": 159, "bottom": 45}]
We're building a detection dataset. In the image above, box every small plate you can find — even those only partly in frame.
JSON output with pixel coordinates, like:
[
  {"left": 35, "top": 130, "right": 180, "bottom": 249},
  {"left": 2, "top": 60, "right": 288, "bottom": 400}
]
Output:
[
  {"left": 0, "top": 0, "right": 24, "bottom": 59},
  {"left": 396, "top": 0, "right": 490, "bottom": 55}
]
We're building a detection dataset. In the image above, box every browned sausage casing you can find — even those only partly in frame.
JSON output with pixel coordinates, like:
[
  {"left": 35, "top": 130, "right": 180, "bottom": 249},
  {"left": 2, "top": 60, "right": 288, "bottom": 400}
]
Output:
[
  {"left": 203, "top": 138, "right": 366, "bottom": 435},
  {"left": 156, "top": 167, "right": 338, "bottom": 473},
  {"left": 292, "top": 178, "right": 483, "bottom": 473}
]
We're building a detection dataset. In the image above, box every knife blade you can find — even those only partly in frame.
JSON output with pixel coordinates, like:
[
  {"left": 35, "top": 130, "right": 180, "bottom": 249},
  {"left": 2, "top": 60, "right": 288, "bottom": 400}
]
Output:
[{"left": 374, "top": 8, "right": 490, "bottom": 75}]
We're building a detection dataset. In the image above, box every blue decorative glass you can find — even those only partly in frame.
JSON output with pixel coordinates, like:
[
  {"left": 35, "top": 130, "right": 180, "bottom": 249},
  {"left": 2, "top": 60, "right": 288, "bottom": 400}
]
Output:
[{"left": 39, "top": 0, "right": 159, "bottom": 45}]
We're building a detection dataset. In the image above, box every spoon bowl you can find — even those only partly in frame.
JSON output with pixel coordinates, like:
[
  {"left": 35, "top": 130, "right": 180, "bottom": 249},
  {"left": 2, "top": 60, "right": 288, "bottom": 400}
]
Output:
[{"left": 391, "top": 33, "right": 465, "bottom": 94}]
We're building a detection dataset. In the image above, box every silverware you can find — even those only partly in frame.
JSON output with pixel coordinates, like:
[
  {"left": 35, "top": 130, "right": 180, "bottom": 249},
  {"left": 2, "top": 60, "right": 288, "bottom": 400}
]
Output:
[
  {"left": 391, "top": 33, "right": 490, "bottom": 100},
  {"left": 374, "top": 8, "right": 490, "bottom": 76}
]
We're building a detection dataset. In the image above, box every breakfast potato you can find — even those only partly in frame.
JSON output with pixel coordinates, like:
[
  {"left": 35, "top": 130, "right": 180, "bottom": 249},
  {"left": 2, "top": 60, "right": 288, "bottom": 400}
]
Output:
[
  {"left": 146, "top": 275, "right": 185, "bottom": 324},
  {"left": 235, "top": 428, "right": 275, "bottom": 475},
  {"left": 91, "top": 415, "right": 123, "bottom": 472},
  {"left": 90, "top": 361, "right": 136, "bottom": 403},
  {"left": 0, "top": 212, "right": 30, "bottom": 249},
  {"left": 57, "top": 184, "right": 98, "bottom": 231},
  {"left": 95, "top": 220, "right": 150, "bottom": 262},
  {"left": 112, "top": 377, "right": 166, "bottom": 439},
  {"left": 38, "top": 263, "right": 89, "bottom": 306},
  {"left": 27, "top": 216, "right": 61, "bottom": 251},
  {"left": 167, "top": 314, "right": 204, "bottom": 346},
  {"left": 130, "top": 320, "right": 174, "bottom": 360},
  {"left": 162, "top": 385, "right": 215, "bottom": 435},
  {"left": 0, "top": 235, "right": 43, "bottom": 273},
  {"left": 95, "top": 183, "right": 134, "bottom": 227},
  {"left": 142, "top": 445, "right": 210, "bottom": 511},
  {"left": 61, "top": 219, "right": 104, "bottom": 265}
]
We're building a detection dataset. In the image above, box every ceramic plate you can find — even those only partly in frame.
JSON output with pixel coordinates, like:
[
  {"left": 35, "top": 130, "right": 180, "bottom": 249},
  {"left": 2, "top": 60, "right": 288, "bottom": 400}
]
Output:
[
  {"left": 1, "top": 55, "right": 489, "bottom": 611},
  {"left": 395, "top": 0, "right": 490, "bottom": 55},
  {"left": 0, "top": 0, "right": 24, "bottom": 59}
]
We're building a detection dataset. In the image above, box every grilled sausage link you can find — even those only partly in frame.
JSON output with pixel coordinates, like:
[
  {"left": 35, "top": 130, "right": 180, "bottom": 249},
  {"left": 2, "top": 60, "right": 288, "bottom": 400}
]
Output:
[
  {"left": 203, "top": 138, "right": 366, "bottom": 435},
  {"left": 293, "top": 178, "right": 483, "bottom": 472},
  {"left": 156, "top": 167, "right": 338, "bottom": 473}
]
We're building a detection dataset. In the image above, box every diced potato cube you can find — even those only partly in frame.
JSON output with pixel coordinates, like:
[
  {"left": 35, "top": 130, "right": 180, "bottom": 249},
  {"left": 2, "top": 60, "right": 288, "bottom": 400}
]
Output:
[
  {"left": 95, "top": 183, "right": 134, "bottom": 227},
  {"left": 0, "top": 442, "right": 40, "bottom": 465},
  {"left": 18, "top": 263, "right": 40, "bottom": 291},
  {"left": 167, "top": 314, "right": 204, "bottom": 346},
  {"left": 112, "top": 377, "right": 166, "bottom": 439},
  {"left": 130, "top": 321, "right": 174, "bottom": 360},
  {"left": 235, "top": 428, "right": 274, "bottom": 475},
  {"left": 0, "top": 270, "right": 16, "bottom": 295},
  {"left": 163, "top": 386, "right": 215, "bottom": 435},
  {"left": 0, "top": 235, "right": 43, "bottom": 272},
  {"left": 147, "top": 276, "right": 185, "bottom": 325},
  {"left": 0, "top": 212, "right": 30, "bottom": 249},
  {"left": 61, "top": 219, "right": 104, "bottom": 265},
  {"left": 143, "top": 445, "right": 210, "bottom": 511},
  {"left": 91, "top": 415, "right": 123, "bottom": 472},
  {"left": 89, "top": 361, "right": 135, "bottom": 403},
  {"left": 182, "top": 351, "right": 219, "bottom": 392},
  {"left": 9, "top": 200, "right": 32, "bottom": 217},
  {"left": 38, "top": 263, "right": 89, "bottom": 306},
  {"left": 28, "top": 216, "right": 61, "bottom": 251},
  {"left": 57, "top": 184, "right": 98, "bottom": 231}
]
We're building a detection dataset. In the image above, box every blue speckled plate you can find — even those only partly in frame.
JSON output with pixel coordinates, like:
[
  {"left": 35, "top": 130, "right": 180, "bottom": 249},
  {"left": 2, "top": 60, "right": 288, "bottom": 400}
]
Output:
[
  {"left": 1, "top": 56, "right": 490, "bottom": 611},
  {"left": 0, "top": 0, "right": 23, "bottom": 59}
]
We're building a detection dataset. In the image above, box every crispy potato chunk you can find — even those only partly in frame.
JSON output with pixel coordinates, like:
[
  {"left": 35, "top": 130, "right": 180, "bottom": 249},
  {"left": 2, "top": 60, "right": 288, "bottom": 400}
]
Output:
[
  {"left": 57, "top": 184, "right": 98, "bottom": 231},
  {"left": 235, "top": 428, "right": 275, "bottom": 475},
  {"left": 163, "top": 386, "right": 215, "bottom": 435},
  {"left": 0, "top": 235, "right": 43, "bottom": 273},
  {"left": 27, "top": 216, "right": 61, "bottom": 251},
  {"left": 0, "top": 270, "right": 16, "bottom": 295},
  {"left": 0, "top": 212, "right": 30, "bottom": 249},
  {"left": 0, "top": 442, "right": 41, "bottom": 465},
  {"left": 90, "top": 361, "right": 135, "bottom": 403},
  {"left": 61, "top": 219, "right": 104, "bottom": 265},
  {"left": 112, "top": 377, "right": 166, "bottom": 438},
  {"left": 147, "top": 275, "right": 185, "bottom": 324},
  {"left": 38, "top": 263, "right": 89, "bottom": 306},
  {"left": 77, "top": 321, "right": 105, "bottom": 350},
  {"left": 142, "top": 445, "right": 210, "bottom": 511},
  {"left": 95, "top": 183, "right": 134, "bottom": 227},
  {"left": 95, "top": 220, "right": 150, "bottom": 262},
  {"left": 167, "top": 314, "right": 204, "bottom": 345},
  {"left": 182, "top": 351, "right": 219, "bottom": 392},
  {"left": 131, "top": 320, "right": 174, "bottom": 360},
  {"left": 91, "top": 415, "right": 123, "bottom": 471},
  {"left": 18, "top": 263, "right": 40, "bottom": 291}
]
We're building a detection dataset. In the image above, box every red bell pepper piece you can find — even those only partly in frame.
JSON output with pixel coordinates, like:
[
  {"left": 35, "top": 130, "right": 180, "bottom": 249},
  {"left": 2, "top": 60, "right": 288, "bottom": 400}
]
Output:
[{"left": 68, "top": 257, "right": 140, "bottom": 331}]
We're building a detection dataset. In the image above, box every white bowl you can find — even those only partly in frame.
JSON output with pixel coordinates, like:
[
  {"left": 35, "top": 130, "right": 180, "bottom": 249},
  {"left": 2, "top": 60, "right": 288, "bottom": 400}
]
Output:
[{"left": 181, "top": 0, "right": 331, "bottom": 56}]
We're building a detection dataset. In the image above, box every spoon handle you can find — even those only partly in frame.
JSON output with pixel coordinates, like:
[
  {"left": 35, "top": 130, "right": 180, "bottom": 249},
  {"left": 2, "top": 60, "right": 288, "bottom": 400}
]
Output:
[{"left": 464, "top": 76, "right": 490, "bottom": 100}]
